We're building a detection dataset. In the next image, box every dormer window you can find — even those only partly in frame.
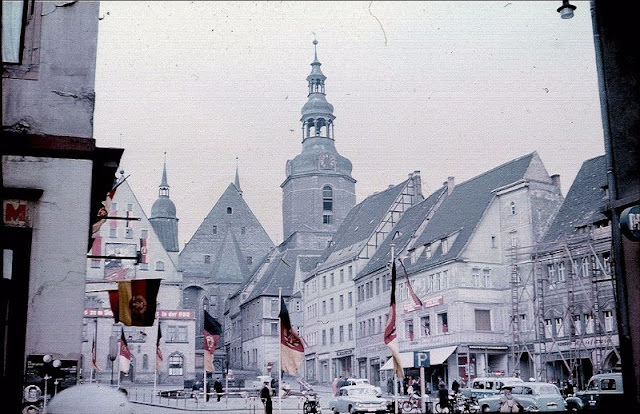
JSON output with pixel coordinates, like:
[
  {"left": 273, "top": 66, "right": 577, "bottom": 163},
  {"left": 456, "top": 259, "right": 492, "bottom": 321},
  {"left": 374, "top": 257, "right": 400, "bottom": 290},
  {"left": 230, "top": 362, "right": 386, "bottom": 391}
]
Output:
[
  {"left": 441, "top": 238, "right": 449, "bottom": 255},
  {"left": 227, "top": 207, "right": 233, "bottom": 214}
]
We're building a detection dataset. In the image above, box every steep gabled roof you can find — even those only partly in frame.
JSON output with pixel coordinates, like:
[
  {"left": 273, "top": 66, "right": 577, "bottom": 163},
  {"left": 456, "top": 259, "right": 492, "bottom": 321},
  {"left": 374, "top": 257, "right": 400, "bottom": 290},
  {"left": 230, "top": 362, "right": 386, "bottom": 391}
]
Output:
[
  {"left": 542, "top": 155, "right": 607, "bottom": 243},
  {"left": 244, "top": 233, "right": 324, "bottom": 301},
  {"left": 316, "top": 178, "right": 415, "bottom": 270},
  {"left": 179, "top": 183, "right": 274, "bottom": 282},
  {"left": 408, "top": 152, "right": 537, "bottom": 272},
  {"left": 358, "top": 185, "right": 448, "bottom": 278}
]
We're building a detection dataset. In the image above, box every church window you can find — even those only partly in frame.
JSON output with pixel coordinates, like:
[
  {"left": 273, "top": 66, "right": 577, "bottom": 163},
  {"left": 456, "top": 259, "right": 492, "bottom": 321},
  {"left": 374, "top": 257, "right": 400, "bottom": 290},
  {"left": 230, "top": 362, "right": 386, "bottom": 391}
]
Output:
[
  {"left": 204, "top": 255, "right": 210, "bottom": 264},
  {"left": 227, "top": 207, "right": 233, "bottom": 214},
  {"left": 247, "top": 256, "right": 253, "bottom": 265},
  {"left": 168, "top": 354, "right": 184, "bottom": 376},
  {"left": 323, "top": 186, "right": 333, "bottom": 211},
  {"left": 241, "top": 226, "right": 246, "bottom": 235},
  {"left": 212, "top": 225, "right": 217, "bottom": 234}
]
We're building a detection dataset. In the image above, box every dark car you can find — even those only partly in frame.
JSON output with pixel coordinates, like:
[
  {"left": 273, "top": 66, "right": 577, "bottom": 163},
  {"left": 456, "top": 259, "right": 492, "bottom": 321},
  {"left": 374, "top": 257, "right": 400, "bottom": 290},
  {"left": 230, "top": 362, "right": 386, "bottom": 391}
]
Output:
[{"left": 565, "top": 372, "right": 624, "bottom": 412}]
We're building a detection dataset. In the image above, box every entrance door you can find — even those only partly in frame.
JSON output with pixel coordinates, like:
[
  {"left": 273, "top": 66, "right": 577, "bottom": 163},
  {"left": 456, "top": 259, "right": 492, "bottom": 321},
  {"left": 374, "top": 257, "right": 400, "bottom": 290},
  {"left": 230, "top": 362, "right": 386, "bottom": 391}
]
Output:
[{"left": 1, "top": 227, "right": 33, "bottom": 413}]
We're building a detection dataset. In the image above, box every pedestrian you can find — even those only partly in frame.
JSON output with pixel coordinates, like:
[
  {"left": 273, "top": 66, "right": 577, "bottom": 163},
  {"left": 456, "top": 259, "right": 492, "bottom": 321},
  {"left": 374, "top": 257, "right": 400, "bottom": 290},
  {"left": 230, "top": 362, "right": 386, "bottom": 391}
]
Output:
[
  {"left": 333, "top": 376, "right": 340, "bottom": 396},
  {"left": 452, "top": 379, "right": 460, "bottom": 394},
  {"left": 498, "top": 386, "right": 522, "bottom": 413},
  {"left": 438, "top": 380, "right": 449, "bottom": 410},
  {"left": 213, "top": 377, "right": 223, "bottom": 402},
  {"left": 261, "top": 382, "right": 273, "bottom": 414}
]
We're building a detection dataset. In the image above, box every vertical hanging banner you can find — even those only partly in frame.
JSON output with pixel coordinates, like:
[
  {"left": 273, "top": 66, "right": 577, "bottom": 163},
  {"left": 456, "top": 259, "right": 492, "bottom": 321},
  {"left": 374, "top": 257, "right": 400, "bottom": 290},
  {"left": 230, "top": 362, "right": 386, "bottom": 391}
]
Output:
[
  {"left": 108, "top": 279, "right": 161, "bottom": 326},
  {"left": 203, "top": 311, "right": 222, "bottom": 373}
]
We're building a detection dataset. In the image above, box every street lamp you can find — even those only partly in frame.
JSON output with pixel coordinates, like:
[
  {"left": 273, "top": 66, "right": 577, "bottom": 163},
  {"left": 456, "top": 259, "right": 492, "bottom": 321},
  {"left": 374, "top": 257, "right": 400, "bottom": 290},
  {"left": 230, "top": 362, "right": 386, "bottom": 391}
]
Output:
[
  {"left": 42, "top": 354, "right": 61, "bottom": 414},
  {"left": 108, "top": 334, "right": 118, "bottom": 385},
  {"left": 557, "top": 0, "right": 576, "bottom": 19}
]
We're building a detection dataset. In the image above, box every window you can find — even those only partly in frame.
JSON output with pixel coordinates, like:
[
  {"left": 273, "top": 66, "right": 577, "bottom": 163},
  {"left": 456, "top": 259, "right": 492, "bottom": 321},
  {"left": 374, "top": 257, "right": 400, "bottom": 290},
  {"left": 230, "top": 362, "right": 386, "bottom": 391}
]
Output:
[
  {"left": 545, "top": 319, "right": 553, "bottom": 338},
  {"left": 438, "top": 312, "right": 448, "bottom": 333},
  {"left": 322, "top": 275, "right": 327, "bottom": 289},
  {"left": 322, "top": 301, "right": 326, "bottom": 315},
  {"left": 475, "top": 309, "right": 491, "bottom": 331},
  {"left": 348, "top": 266, "right": 353, "bottom": 280},
  {"left": 166, "top": 325, "right": 188, "bottom": 342},
  {"left": 441, "top": 238, "right": 449, "bottom": 255},
  {"left": 510, "top": 201, "right": 517, "bottom": 215},
  {"left": 547, "top": 264, "right": 556, "bottom": 282},
  {"left": 604, "top": 310, "right": 614, "bottom": 332},
  {"left": 329, "top": 328, "right": 334, "bottom": 344},
  {"left": 339, "top": 325, "right": 344, "bottom": 342},
  {"left": 581, "top": 257, "right": 590, "bottom": 277},
  {"left": 247, "top": 256, "right": 252, "bottom": 265},
  {"left": 421, "top": 316, "right": 431, "bottom": 336},
  {"left": 241, "top": 227, "right": 246, "bottom": 235},
  {"left": 155, "top": 261, "right": 165, "bottom": 271},
  {"left": 322, "top": 329, "right": 326, "bottom": 345},
  {"left": 204, "top": 255, "right": 211, "bottom": 264},
  {"left": 585, "top": 314, "right": 594, "bottom": 334},
  {"left": 520, "top": 314, "right": 527, "bottom": 332},
  {"left": 347, "top": 292, "right": 353, "bottom": 308},
  {"left": 348, "top": 323, "right": 353, "bottom": 340},
  {"left": 405, "top": 319, "right": 414, "bottom": 341},
  {"left": 227, "top": 207, "right": 233, "bottom": 214},
  {"left": 168, "top": 354, "right": 184, "bottom": 376},
  {"left": 329, "top": 298, "right": 334, "bottom": 313},
  {"left": 573, "top": 315, "right": 582, "bottom": 335},
  {"left": 510, "top": 231, "right": 518, "bottom": 248},
  {"left": 425, "top": 244, "right": 432, "bottom": 259},
  {"left": 491, "top": 236, "right": 497, "bottom": 248},
  {"left": 2, "top": 0, "right": 42, "bottom": 78},
  {"left": 482, "top": 269, "right": 491, "bottom": 287},
  {"left": 555, "top": 317, "right": 565, "bottom": 337},
  {"left": 143, "top": 354, "right": 149, "bottom": 370},
  {"left": 322, "top": 186, "right": 333, "bottom": 211},
  {"left": 339, "top": 295, "right": 344, "bottom": 311},
  {"left": 271, "top": 322, "right": 278, "bottom": 336},
  {"left": 330, "top": 273, "right": 334, "bottom": 287},
  {"left": 213, "top": 225, "right": 217, "bottom": 234},
  {"left": 558, "top": 261, "right": 566, "bottom": 282}
]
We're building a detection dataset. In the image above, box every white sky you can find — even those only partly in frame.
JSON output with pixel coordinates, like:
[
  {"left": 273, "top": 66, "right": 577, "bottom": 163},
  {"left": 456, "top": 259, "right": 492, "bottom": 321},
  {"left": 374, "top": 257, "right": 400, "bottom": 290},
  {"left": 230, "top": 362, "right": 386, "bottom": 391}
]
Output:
[{"left": 93, "top": 1, "right": 604, "bottom": 247}]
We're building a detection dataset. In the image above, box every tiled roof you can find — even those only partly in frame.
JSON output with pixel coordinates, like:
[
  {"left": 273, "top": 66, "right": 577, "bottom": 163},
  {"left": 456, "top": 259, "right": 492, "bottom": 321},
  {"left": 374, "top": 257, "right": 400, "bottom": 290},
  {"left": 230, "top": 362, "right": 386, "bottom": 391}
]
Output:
[
  {"left": 542, "top": 155, "right": 607, "bottom": 243},
  {"left": 316, "top": 178, "right": 413, "bottom": 270},
  {"left": 407, "top": 152, "right": 536, "bottom": 273},
  {"left": 358, "top": 185, "right": 448, "bottom": 278}
]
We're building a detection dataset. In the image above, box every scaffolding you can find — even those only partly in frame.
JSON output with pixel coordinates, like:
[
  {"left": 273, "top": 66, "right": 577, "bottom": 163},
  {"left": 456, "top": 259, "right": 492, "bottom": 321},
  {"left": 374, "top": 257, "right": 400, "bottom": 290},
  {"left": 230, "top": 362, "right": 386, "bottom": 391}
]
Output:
[{"left": 508, "top": 227, "right": 619, "bottom": 388}]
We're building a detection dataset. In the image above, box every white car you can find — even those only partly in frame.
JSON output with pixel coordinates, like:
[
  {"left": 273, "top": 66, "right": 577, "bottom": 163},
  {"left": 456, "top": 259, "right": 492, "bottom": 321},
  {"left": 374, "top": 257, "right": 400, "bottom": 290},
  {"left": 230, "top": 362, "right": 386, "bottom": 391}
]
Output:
[
  {"left": 329, "top": 385, "right": 390, "bottom": 414},
  {"left": 343, "top": 378, "right": 383, "bottom": 396}
]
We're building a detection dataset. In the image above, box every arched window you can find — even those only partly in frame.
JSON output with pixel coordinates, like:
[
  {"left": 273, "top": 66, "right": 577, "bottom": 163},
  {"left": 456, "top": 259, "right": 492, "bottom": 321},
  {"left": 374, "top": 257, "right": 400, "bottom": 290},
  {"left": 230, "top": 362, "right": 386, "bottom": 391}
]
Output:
[
  {"left": 322, "top": 185, "right": 333, "bottom": 224},
  {"left": 226, "top": 207, "right": 233, "bottom": 214}
]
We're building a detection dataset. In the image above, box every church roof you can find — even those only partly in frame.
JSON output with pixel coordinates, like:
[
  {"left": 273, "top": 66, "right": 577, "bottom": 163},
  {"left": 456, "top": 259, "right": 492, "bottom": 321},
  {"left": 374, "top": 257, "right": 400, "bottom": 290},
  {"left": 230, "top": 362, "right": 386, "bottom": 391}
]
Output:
[
  {"left": 178, "top": 183, "right": 274, "bottom": 282},
  {"left": 542, "top": 155, "right": 607, "bottom": 243}
]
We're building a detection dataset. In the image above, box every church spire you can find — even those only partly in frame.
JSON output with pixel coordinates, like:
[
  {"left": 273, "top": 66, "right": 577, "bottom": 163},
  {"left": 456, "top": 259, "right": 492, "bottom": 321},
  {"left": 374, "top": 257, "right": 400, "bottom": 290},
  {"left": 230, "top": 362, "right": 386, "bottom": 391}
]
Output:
[
  {"left": 301, "top": 38, "right": 335, "bottom": 141},
  {"left": 159, "top": 152, "right": 170, "bottom": 198},
  {"left": 234, "top": 156, "right": 243, "bottom": 196}
]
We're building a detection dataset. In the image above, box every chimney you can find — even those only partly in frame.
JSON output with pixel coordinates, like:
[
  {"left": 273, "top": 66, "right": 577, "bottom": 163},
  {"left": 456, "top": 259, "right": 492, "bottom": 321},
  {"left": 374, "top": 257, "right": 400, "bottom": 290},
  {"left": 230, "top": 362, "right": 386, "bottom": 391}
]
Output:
[
  {"left": 447, "top": 176, "right": 455, "bottom": 195},
  {"left": 551, "top": 174, "right": 561, "bottom": 193},
  {"left": 410, "top": 170, "right": 422, "bottom": 199}
]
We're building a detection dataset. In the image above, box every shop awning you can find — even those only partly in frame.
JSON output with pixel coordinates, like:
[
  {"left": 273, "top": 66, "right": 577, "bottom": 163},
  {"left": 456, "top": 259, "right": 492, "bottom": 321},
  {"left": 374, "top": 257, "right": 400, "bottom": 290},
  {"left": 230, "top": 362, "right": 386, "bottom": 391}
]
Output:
[{"left": 381, "top": 346, "right": 457, "bottom": 370}]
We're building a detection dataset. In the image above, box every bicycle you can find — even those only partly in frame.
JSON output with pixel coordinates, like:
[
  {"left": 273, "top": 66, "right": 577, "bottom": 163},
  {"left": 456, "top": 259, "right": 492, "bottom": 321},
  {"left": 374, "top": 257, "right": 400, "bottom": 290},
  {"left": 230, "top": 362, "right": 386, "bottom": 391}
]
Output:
[
  {"left": 435, "top": 394, "right": 479, "bottom": 414},
  {"left": 401, "top": 392, "right": 422, "bottom": 413}
]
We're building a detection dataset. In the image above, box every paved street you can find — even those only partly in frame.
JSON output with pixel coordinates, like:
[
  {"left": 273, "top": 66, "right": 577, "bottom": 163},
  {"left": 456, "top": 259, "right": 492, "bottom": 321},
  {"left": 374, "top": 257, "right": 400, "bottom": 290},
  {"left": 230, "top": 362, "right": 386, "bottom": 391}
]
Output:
[{"left": 126, "top": 384, "right": 336, "bottom": 414}]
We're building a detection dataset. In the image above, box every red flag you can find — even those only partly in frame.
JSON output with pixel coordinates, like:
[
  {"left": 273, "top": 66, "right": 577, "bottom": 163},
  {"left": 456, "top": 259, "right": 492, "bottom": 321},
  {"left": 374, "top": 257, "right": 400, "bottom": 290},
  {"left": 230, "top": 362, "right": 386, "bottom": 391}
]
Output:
[
  {"left": 204, "top": 310, "right": 221, "bottom": 373},
  {"left": 91, "top": 335, "right": 100, "bottom": 371},
  {"left": 92, "top": 177, "right": 127, "bottom": 235},
  {"left": 399, "top": 260, "right": 423, "bottom": 311},
  {"left": 279, "top": 298, "right": 304, "bottom": 375},
  {"left": 108, "top": 279, "right": 161, "bottom": 327},
  {"left": 384, "top": 261, "right": 404, "bottom": 379},
  {"left": 156, "top": 322, "right": 163, "bottom": 370},
  {"left": 119, "top": 328, "right": 132, "bottom": 373}
]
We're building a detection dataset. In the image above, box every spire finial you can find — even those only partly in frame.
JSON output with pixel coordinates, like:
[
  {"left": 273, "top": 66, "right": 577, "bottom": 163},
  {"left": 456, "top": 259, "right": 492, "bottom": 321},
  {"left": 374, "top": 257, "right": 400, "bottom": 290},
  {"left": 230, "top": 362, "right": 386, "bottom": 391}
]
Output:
[
  {"left": 234, "top": 156, "right": 243, "bottom": 196},
  {"left": 312, "top": 33, "right": 318, "bottom": 61}
]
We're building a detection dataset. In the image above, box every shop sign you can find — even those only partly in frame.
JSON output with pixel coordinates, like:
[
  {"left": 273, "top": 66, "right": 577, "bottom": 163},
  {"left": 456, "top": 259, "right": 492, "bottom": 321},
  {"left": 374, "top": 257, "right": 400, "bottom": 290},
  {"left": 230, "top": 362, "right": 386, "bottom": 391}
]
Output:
[{"left": 620, "top": 205, "right": 640, "bottom": 241}]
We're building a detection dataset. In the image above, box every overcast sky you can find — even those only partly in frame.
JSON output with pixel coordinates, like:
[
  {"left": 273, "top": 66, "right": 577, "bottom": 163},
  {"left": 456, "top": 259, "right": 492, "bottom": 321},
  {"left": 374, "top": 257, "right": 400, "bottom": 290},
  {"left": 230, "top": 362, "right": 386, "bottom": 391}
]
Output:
[{"left": 93, "top": 1, "right": 604, "bottom": 246}]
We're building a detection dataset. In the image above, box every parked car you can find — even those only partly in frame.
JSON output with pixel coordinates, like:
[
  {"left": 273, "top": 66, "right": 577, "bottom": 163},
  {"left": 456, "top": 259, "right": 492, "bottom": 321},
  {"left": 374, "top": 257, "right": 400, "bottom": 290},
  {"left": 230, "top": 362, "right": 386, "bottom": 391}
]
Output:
[
  {"left": 565, "top": 372, "right": 624, "bottom": 412},
  {"left": 329, "top": 385, "right": 390, "bottom": 414},
  {"left": 343, "top": 378, "right": 383, "bottom": 396},
  {"left": 460, "top": 377, "right": 525, "bottom": 400},
  {"left": 477, "top": 382, "right": 566, "bottom": 413}
]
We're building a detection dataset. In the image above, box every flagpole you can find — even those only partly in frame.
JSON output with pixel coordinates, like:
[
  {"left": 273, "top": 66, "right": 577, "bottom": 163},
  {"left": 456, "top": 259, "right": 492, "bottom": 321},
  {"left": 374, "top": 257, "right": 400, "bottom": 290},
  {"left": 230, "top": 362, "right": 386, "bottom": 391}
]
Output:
[
  {"left": 117, "top": 332, "right": 121, "bottom": 389},
  {"left": 391, "top": 244, "right": 398, "bottom": 414},
  {"left": 153, "top": 320, "right": 158, "bottom": 396},
  {"left": 90, "top": 318, "right": 97, "bottom": 383},
  {"left": 278, "top": 287, "right": 283, "bottom": 414}
]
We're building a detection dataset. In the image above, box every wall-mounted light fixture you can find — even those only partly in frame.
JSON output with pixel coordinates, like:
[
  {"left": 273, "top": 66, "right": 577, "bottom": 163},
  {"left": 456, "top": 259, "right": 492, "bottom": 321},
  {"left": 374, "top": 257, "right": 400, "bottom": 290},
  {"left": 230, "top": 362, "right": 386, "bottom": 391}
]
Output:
[{"left": 557, "top": 0, "right": 577, "bottom": 19}]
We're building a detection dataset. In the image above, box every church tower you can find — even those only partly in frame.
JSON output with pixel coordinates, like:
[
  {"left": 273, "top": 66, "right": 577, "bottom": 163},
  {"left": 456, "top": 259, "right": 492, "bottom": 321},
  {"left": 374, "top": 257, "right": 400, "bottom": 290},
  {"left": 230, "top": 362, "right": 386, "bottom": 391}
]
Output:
[
  {"left": 281, "top": 40, "right": 356, "bottom": 240},
  {"left": 149, "top": 157, "right": 179, "bottom": 259}
]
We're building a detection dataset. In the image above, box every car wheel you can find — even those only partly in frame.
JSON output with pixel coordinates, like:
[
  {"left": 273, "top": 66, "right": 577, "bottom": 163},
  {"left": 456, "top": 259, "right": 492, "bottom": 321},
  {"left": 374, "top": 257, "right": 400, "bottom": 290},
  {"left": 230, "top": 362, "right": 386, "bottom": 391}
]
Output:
[{"left": 481, "top": 405, "right": 491, "bottom": 413}]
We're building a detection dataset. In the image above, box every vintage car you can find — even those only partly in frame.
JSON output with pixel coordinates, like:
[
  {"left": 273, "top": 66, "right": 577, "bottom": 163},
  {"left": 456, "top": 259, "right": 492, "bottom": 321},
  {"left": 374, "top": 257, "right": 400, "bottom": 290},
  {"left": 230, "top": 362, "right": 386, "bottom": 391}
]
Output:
[
  {"left": 329, "top": 385, "right": 390, "bottom": 414},
  {"left": 565, "top": 372, "right": 624, "bottom": 412},
  {"left": 477, "top": 382, "right": 566, "bottom": 413},
  {"left": 460, "top": 376, "right": 525, "bottom": 400},
  {"left": 343, "top": 378, "right": 383, "bottom": 396}
]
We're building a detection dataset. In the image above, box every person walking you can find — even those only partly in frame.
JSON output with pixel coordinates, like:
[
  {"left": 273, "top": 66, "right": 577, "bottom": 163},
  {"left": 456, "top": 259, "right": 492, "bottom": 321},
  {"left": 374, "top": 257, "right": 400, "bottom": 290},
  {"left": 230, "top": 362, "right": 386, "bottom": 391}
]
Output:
[
  {"left": 260, "top": 382, "right": 273, "bottom": 414},
  {"left": 213, "top": 377, "right": 223, "bottom": 402}
]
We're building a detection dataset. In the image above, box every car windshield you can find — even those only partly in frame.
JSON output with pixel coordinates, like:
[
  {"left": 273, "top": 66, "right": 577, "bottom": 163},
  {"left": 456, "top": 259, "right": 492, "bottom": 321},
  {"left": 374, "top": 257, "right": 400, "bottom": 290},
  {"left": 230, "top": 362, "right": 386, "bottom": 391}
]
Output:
[{"left": 349, "top": 388, "right": 377, "bottom": 396}]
